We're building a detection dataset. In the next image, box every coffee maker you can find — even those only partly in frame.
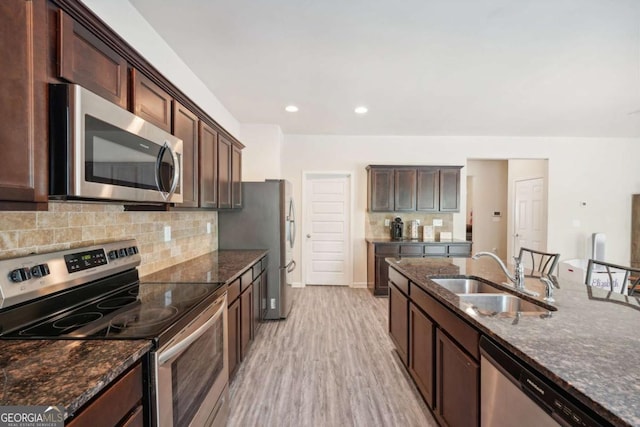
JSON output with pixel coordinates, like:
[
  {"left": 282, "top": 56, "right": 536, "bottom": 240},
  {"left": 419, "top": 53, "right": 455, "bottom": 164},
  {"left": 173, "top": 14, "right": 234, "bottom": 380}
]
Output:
[{"left": 390, "top": 217, "right": 403, "bottom": 240}]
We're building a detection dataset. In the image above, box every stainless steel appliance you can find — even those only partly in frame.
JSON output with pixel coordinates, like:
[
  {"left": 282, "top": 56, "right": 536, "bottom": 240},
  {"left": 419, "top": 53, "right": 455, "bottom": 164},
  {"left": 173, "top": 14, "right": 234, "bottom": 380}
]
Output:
[
  {"left": 218, "top": 179, "right": 296, "bottom": 320},
  {"left": 0, "top": 240, "right": 227, "bottom": 427},
  {"left": 480, "top": 337, "right": 607, "bottom": 427},
  {"left": 49, "top": 84, "right": 183, "bottom": 204}
]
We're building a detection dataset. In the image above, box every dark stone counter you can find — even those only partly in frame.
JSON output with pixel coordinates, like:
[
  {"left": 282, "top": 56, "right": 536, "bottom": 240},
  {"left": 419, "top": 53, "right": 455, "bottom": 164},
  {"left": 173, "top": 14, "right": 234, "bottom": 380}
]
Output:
[
  {"left": 141, "top": 249, "right": 268, "bottom": 284},
  {"left": 387, "top": 256, "right": 640, "bottom": 426},
  {"left": 0, "top": 339, "right": 151, "bottom": 420},
  {"left": 366, "top": 237, "right": 471, "bottom": 244}
]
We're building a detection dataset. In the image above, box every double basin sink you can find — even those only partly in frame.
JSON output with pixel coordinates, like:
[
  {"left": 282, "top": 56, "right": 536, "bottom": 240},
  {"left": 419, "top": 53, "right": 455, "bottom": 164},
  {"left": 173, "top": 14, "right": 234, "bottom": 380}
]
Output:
[{"left": 430, "top": 277, "right": 555, "bottom": 316}]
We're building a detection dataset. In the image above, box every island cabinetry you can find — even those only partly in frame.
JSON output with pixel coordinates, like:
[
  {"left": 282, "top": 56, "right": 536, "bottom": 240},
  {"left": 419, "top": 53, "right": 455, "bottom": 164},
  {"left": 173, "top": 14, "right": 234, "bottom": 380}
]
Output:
[
  {"left": 388, "top": 265, "right": 480, "bottom": 426},
  {"left": 367, "top": 165, "right": 462, "bottom": 212},
  {"left": 388, "top": 268, "right": 409, "bottom": 365},
  {"left": 67, "top": 362, "right": 144, "bottom": 427},
  {"left": 0, "top": 0, "right": 48, "bottom": 210}
]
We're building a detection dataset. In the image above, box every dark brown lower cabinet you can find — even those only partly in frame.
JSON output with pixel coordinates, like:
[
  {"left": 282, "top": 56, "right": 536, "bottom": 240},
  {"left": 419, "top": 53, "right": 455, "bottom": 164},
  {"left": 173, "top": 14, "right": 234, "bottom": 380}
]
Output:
[
  {"left": 227, "top": 298, "right": 241, "bottom": 379},
  {"left": 388, "top": 281, "right": 408, "bottom": 365},
  {"left": 67, "top": 362, "right": 143, "bottom": 427},
  {"left": 435, "top": 329, "right": 479, "bottom": 427},
  {"left": 409, "top": 303, "right": 435, "bottom": 408},
  {"left": 240, "top": 283, "right": 253, "bottom": 358}
]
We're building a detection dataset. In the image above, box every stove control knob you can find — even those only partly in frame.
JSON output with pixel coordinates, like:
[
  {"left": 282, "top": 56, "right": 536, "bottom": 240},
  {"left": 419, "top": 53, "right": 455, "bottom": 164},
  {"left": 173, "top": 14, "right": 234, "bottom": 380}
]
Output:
[
  {"left": 108, "top": 250, "right": 118, "bottom": 260},
  {"left": 9, "top": 267, "right": 32, "bottom": 283},
  {"left": 127, "top": 247, "right": 136, "bottom": 256},
  {"left": 31, "top": 264, "right": 50, "bottom": 278},
  {"left": 118, "top": 248, "right": 127, "bottom": 258}
]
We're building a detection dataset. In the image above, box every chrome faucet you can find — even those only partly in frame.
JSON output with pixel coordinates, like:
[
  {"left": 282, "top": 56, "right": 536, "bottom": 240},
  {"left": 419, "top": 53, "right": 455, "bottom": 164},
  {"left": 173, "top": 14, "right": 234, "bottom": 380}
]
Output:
[
  {"left": 471, "top": 252, "right": 537, "bottom": 296},
  {"left": 539, "top": 276, "right": 558, "bottom": 303}
]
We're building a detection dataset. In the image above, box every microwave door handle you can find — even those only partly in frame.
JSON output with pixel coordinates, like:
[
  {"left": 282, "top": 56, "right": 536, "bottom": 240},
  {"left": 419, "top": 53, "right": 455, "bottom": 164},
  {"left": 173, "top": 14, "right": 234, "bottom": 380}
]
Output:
[
  {"left": 158, "top": 298, "right": 224, "bottom": 365},
  {"left": 155, "top": 142, "right": 180, "bottom": 201},
  {"left": 167, "top": 143, "right": 180, "bottom": 198}
]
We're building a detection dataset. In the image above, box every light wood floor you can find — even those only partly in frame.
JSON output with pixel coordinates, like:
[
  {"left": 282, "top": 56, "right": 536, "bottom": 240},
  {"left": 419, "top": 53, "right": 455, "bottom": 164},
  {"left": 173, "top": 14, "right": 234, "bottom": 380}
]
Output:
[{"left": 228, "top": 286, "right": 437, "bottom": 427}]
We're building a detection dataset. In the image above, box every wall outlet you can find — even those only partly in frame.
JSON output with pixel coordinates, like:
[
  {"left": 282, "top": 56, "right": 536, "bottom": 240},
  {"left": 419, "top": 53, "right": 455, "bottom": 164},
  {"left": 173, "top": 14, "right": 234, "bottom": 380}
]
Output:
[
  {"left": 384, "top": 219, "right": 391, "bottom": 227},
  {"left": 206, "top": 222, "right": 212, "bottom": 234},
  {"left": 416, "top": 219, "right": 420, "bottom": 225},
  {"left": 433, "top": 219, "right": 443, "bottom": 227},
  {"left": 270, "top": 298, "right": 276, "bottom": 309},
  {"left": 163, "top": 225, "right": 171, "bottom": 242}
]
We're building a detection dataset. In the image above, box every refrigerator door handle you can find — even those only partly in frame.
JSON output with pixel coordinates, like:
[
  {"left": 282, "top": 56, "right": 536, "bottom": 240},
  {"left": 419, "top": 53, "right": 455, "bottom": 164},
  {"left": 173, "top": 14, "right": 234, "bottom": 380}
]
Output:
[
  {"left": 288, "top": 199, "right": 296, "bottom": 248},
  {"left": 286, "top": 260, "right": 297, "bottom": 273}
]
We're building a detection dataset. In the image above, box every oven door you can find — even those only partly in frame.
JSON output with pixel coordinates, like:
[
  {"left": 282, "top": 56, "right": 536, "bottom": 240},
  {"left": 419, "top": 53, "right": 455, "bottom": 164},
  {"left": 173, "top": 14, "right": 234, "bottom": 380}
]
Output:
[{"left": 153, "top": 293, "right": 228, "bottom": 427}]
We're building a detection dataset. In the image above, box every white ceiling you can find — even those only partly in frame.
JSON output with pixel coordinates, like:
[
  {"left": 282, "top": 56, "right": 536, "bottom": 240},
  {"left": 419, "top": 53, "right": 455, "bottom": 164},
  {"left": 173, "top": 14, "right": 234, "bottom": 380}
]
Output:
[{"left": 129, "top": 0, "right": 640, "bottom": 137}]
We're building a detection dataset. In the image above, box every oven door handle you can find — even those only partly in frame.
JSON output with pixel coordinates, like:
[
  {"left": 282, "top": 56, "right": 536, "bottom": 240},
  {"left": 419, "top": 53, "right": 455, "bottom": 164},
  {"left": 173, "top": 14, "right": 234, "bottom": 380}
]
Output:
[{"left": 158, "top": 297, "right": 224, "bottom": 365}]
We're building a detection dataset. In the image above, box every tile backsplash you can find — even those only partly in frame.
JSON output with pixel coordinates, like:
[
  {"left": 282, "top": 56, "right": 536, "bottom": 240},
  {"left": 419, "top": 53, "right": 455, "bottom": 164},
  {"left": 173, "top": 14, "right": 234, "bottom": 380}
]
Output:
[
  {"left": 0, "top": 202, "right": 217, "bottom": 277},
  {"left": 366, "top": 212, "right": 454, "bottom": 239}
]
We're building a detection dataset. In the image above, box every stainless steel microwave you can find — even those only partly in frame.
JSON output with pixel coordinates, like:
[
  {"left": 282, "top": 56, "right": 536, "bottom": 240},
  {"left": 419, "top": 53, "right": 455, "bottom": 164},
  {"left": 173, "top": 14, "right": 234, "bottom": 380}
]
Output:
[{"left": 49, "top": 84, "right": 183, "bottom": 204}]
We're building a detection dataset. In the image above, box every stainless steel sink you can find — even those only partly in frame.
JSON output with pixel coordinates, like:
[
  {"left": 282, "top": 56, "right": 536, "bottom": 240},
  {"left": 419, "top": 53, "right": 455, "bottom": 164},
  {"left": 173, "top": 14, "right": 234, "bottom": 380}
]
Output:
[
  {"left": 458, "top": 294, "right": 550, "bottom": 314},
  {"left": 430, "top": 278, "right": 504, "bottom": 294}
]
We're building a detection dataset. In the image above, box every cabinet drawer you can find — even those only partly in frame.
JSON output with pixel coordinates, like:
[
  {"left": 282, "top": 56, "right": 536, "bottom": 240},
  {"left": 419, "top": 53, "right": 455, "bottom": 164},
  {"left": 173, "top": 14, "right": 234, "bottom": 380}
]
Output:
[
  {"left": 388, "top": 267, "right": 409, "bottom": 295},
  {"left": 252, "top": 261, "right": 262, "bottom": 280},
  {"left": 400, "top": 245, "right": 423, "bottom": 256},
  {"left": 228, "top": 278, "right": 240, "bottom": 304},
  {"left": 376, "top": 244, "right": 400, "bottom": 255},
  {"left": 68, "top": 363, "right": 142, "bottom": 427},
  {"left": 240, "top": 269, "right": 253, "bottom": 292},
  {"left": 410, "top": 284, "right": 479, "bottom": 359},
  {"left": 424, "top": 245, "right": 447, "bottom": 255},
  {"left": 448, "top": 244, "right": 471, "bottom": 256}
]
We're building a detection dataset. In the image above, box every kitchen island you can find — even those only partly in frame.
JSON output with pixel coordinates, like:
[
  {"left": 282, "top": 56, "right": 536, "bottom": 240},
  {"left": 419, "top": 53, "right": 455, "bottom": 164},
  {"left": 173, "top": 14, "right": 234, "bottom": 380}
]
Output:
[{"left": 388, "top": 256, "right": 640, "bottom": 426}]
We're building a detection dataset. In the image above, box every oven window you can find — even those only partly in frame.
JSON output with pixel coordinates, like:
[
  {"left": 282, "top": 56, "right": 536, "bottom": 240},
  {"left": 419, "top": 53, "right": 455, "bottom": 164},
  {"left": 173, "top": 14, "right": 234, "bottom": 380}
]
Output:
[
  {"left": 171, "top": 315, "right": 224, "bottom": 426},
  {"left": 84, "top": 115, "right": 175, "bottom": 191}
]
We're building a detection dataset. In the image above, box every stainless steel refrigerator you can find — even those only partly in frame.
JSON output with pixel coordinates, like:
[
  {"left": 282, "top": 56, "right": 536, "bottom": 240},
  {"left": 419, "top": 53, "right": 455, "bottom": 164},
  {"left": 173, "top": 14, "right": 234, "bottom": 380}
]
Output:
[{"left": 218, "top": 180, "right": 296, "bottom": 320}]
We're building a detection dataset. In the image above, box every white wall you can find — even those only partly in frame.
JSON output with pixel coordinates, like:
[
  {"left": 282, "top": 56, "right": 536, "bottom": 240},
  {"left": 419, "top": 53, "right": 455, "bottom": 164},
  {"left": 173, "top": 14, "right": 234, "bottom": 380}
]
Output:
[
  {"left": 239, "top": 124, "right": 283, "bottom": 181},
  {"left": 467, "top": 160, "right": 508, "bottom": 259},
  {"left": 282, "top": 135, "right": 640, "bottom": 285},
  {"left": 82, "top": 0, "right": 240, "bottom": 139}
]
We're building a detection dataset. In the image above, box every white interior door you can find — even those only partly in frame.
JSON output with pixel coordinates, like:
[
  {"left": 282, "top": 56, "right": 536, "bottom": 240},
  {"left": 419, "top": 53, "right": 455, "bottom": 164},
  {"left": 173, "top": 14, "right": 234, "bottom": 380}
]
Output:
[
  {"left": 514, "top": 178, "right": 546, "bottom": 263},
  {"left": 303, "top": 174, "right": 350, "bottom": 286}
]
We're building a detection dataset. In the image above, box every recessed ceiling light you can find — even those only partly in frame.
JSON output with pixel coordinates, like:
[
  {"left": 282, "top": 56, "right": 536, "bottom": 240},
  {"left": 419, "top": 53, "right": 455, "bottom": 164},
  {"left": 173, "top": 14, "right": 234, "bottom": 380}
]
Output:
[
  {"left": 354, "top": 106, "right": 368, "bottom": 114},
  {"left": 285, "top": 105, "right": 299, "bottom": 113}
]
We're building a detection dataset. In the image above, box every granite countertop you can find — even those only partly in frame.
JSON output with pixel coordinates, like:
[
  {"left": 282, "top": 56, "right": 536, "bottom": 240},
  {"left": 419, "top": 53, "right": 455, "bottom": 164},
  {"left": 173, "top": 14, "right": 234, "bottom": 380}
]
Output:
[
  {"left": 366, "top": 237, "right": 471, "bottom": 244},
  {"left": 141, "top": 249, "right": 268, "bottom": 284},
  {"left": 0, "top": 339, "right": 151, "bottom": 420},
  {"left": 387, "top": 257, "right": 640, "bottom": 426}
]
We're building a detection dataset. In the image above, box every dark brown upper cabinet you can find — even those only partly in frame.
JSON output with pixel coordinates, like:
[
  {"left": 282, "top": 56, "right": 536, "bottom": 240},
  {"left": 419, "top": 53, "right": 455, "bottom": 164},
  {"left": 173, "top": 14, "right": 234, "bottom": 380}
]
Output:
[
  {"left": 58, "top": 10, "right": 128, "bottom": 108},
  {"left": 367, "top": 167, "right": 394, "bottom": 211},
  {"left": 172, "top": 101, "right": 199, "bottom": 208},
  {"left": 232, "top": 143, "right": 243, "bottom": 209},
  {"left": 217, "top": 135, "right": 232, "bottom": 209},
  {"left": 131, "top": 69, "right": 172, "bottom": 132},
  {"left": 367, "top": 165, "right": 462, "bottom": 213},
  {"left": 199, "top": 122, "right": 218, "bottom": 209},
  {"left": 0, "top": 0, "right": 48, "bottom": 210}
]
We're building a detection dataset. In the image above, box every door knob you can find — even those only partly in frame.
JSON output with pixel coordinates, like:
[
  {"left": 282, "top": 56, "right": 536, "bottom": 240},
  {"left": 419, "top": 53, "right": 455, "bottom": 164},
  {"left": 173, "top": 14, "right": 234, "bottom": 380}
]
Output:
[{"left": 306, "top": 234, "right": 311, "bottom": 238}]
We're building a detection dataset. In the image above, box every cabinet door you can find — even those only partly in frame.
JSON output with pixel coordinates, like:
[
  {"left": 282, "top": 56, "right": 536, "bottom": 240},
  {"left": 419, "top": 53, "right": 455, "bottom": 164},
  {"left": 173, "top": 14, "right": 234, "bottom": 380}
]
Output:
[
  {"left": 388, "top": 282, "right": 408, "bottom": 365},
  {"left": 439, "top": 168, "right": 461, "bottom": 212},
  {"left": 368, "top": 168, "right": 394, "bottom": 211},
  {"left": 374, "top": 256, "right": 391, "bottom": 296},
  {"left": 240, "top": 283, "right": 253, "bottom": 359},
  {"left": 217, "top": 135, "right": 232, "bottom": 209},
  {"left": 58, "top": 10, "right": 128, "bottom": 108},
  {"left": 172, "top": 101, "right": 198, "bottom": 207},
  {"left": 232, "top": 144, "right": 242, "bottom": 208},
  {"left": 0, "top": 0, "right": 48, "bottom": 209},
  {"left": 260, "top": 267, "right": 268, "bottom": 320},
  {"left": 409, "top": 303, "right": 435, "bottom": 408},
  {"left": 416, "top": 168, "right": 439, "bottom": 212},
  {"left": 131, "top": 69, "right": 172, "bottom": 132},
  {"left": 228, "top": 298, "right": 241, "bottom": 379},
  {"left": 198, "top": 122, "right": 218, "bottom": 208},
  {"left": 394, "top": 169, "right": 417, "bottom": 211},
  {"left": 436, "top": 329, "right": 479, "bottom": 427}
]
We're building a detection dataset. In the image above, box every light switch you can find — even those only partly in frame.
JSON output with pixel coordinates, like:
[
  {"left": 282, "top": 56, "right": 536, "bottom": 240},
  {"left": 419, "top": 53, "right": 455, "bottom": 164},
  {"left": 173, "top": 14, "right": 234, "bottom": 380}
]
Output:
[
  {"left": 433, "top": 219, "right": 443, "bottom": 227},
  {"left": 384, "top": 219, "right": 391, "bottom": 227},
  {"left": 206, "top": 222, "right": 212, "bottom": 234},
  {"left": 164, "top": 225, "right": 171, "bottom": 242}
]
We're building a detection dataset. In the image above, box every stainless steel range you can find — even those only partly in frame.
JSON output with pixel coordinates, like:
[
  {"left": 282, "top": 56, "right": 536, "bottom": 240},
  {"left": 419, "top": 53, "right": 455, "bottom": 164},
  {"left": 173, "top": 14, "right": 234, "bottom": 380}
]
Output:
[{"left": 0, "top": 240, "right": 228, "bottom": 427}]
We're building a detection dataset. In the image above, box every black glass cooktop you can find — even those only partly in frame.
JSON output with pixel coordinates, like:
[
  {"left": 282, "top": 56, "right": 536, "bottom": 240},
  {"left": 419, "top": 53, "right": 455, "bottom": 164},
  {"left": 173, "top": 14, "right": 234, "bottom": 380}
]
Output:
[{"left": 8, "top": 281, "right": 223, "bottom": 341}]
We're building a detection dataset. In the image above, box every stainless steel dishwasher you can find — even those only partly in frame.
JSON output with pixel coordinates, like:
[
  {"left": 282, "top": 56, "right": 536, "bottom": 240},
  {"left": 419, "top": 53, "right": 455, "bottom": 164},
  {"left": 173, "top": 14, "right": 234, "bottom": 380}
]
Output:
[{"left": 480, "top": 337, "right": 609, "bottom": 427}]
